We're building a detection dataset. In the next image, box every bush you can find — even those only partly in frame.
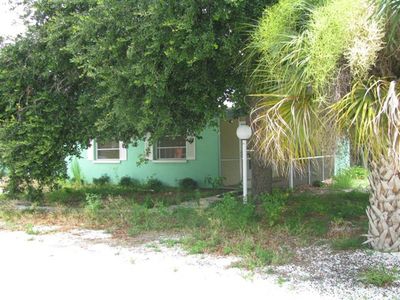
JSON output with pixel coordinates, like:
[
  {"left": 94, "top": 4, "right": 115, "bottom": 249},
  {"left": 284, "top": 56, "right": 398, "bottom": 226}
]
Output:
[
  {"left": 119, "top": 176, "right": 140, "bottom": 187},
  {"left": 211, "top": 194, "right": 255, "bottom": 231},
  {"left": 259, "top": 191, "right": 289, "bottom": 227},
  {"left": 145, "top": 178, "right": 164, "bottom": 191},
  {"left": 179, "top": 177, "right": 198, "bottom": 190},
  {"left": 93, "top": 174, "right": 111, "bottom": 185},
  {"left": 312, "top": 180, "right": 324, "bottom": 187}
]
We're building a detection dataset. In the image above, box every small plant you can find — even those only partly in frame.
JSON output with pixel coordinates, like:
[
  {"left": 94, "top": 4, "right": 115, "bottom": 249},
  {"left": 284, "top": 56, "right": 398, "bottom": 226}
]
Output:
[
  {"left": 25, "top": 223, "right": 40, "bottom": 235},
  {"left": 259, "top": 191, "right": 288, "bottom": 227},
  {"left": 211, "top": 194, "right": 255, "bottom": 231},
  {"left": 93, "top": 174, "right": 111, "bottom": 185},
  {"left": 145, "top": 177, "right": 164, "bottom": 192},
  {"left": 70, "top": 158, "right": 84, "bottom": 186},
  {"left": 359, "top": 266, "right": 399, "bottom": 287},
  {"left": 186, "top": 240, "right": 208, "bottom": 254},
  {"left": 179, "top": 177, "right": 198, "bottom": 190},
  {"left": 84, "top": 193, "right": 102, "bottom": 217},
  {"left": 204, "top": 176, "right": 225, "bottom": 189},
  {"left": 119, "top": 176, "right": 140, "bottom": 187}
]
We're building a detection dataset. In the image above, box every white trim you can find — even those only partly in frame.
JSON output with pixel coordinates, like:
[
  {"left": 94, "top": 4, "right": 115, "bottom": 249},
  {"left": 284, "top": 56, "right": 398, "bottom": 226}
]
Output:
[
  {"left": 87, "top": 140, "right": 94, "bottom": 161},
  {"left": 119, "top": 141, "right": 127, "bottom": 161},
  {"left": 186, "top": 136, "right": 195, "bottom": 160},
  {"left": 152, "top": 160, "right": 187, "bottom": 164},
  {"left": 89, "top": 139, "right": 126, "bottom": 163},
  {"left": 93, "top": 160, "right": 121, "bottom": 164}
]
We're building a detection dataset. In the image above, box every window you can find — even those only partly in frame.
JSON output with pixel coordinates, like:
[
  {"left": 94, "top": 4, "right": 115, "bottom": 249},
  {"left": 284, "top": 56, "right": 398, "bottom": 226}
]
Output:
[
  {"left": 155, "top": 136, "right": 186, "bottom": 160},
  {"left": 87, "top": 139, "right": 127, "bottom": 162},
  {"left": 97, "top": 140, "right": 120, "bottom": 160}
]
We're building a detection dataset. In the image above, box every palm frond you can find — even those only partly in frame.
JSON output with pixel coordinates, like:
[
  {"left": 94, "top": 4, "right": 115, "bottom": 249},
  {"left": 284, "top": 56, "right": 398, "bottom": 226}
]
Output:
[
  {"left": 376, "top": 0, "right": 400, "bottom": 51},
  {"left": 329, "top": 78, "right": 400, "bottom": 166},
  {"left": 250, "top": 90, "right": 330, "bottom": 174}
]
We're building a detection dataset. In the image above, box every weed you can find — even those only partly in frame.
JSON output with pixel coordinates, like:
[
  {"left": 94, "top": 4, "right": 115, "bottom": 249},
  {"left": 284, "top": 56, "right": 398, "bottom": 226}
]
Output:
[
  {"left": 84, "top": 193, "right": 102, "bottom": 217},
  {"left": 276, "top": 276, "right": 287, "bottom": 286},
  {"left": 186, "top": 239, "right": 208, "bottom": 254},
  {"left": 332, "top": 167, "right": 369, "bottom": 190},
  {"left": 259, "top": 191, "right": 288, "bottom": 227},
  {"left": 331, "top": 237, "right": 366, "bottom": 250},
  {"left": 70, "top": 158, "right": 85, "bottom": 186},
  {"left": 223, "top": 246, "right": 233, "bottom": 255},
  {"left": 25, "top": 223, "right": 40, "bottom": 235},
  {"left": 359, "top": 266, "right": 399, "bottom": 287},
  {"left": 204, "top": 176, "right": 225, "bottom": 189},
  {"left": 211, "top": 194, "right": 255, "bottom": 231},
  {"left": 160, "top": 239, "right": 181, "bottom": 248}
]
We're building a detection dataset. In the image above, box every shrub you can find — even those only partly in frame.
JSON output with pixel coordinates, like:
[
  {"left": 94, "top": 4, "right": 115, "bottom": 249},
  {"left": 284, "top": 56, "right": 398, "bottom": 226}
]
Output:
[
  {"left": 312, "top": 180, "right": 324, "bottom": 187},
  {"left": 211, "top": 194, "right": 255, "bottom": 231},
  {"left": 259, "top": 191, "right": 289, "bottom": 227},
  {"left": 119, "top": 176, "right": 140, "bottom": 187},
  {"left": 179, "top": 177, "right": 198, "bottom": 190},
  {"left": 145, "top": 178, "right": 164, "bottom": 192},
  {"left": 93, "top": 174, "right": 111, "bottom": 185}
]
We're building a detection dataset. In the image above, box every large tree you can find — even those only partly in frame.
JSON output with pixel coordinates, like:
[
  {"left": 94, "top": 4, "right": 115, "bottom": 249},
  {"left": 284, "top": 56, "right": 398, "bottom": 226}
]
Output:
[
  {"left": 248, "top": 0, "right": 400, "bottom": 251},
  {"left": 0, "top": 0, "right": 273, "bottom": 193}
]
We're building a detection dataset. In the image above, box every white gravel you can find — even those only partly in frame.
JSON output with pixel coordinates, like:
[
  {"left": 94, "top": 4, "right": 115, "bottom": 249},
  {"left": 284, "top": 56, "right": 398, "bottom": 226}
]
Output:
[{"left": 0, "top": 226, "right": 398, "bottom": 300}]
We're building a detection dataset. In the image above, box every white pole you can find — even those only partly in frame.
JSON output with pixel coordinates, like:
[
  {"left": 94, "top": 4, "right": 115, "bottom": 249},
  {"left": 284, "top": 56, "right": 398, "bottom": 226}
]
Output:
[
  {"left": 289, "top": 160, "right": 294, "bottom": 189},
  {"left": 242, "top": 139, "right": 248, "bottom": 204}
]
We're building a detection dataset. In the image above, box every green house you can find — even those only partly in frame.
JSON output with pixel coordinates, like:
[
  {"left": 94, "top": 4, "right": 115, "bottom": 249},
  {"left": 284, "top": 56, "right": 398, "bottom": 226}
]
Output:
[{"left": 69, "top": 119, "right": 349, "bottom": 188}]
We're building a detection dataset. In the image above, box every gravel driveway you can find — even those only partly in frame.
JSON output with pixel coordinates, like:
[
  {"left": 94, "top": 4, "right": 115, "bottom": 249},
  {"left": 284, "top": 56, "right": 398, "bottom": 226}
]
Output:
[{"left": 0, "top": 226, "right": 398, "bottom": 300}]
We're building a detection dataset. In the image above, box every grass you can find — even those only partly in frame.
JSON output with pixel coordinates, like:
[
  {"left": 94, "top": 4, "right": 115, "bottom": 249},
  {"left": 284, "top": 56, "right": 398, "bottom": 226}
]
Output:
[
  {"left": 331, "top": 236, "right": 366, "bottom": 250},
  {"left": 0, "top": 188, "right": 370, "bottom": 271},
  {"left": 359, "top": 266, "right": 399, "bottom": 287},
  {"left": 331, "top": 167, "right": 369, "bottom": 190}
]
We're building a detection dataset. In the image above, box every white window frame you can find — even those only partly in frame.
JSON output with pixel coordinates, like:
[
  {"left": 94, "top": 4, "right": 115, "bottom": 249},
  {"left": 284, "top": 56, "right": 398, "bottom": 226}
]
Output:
[
  {"left": 155, "top": 136, "right": 187, "bottom": 161},
  {"left": 145, "top": 135, "right": 195, "bottom": 163},
  {"left": 87, "top": 139, "right": 127, "bottom": 163}
]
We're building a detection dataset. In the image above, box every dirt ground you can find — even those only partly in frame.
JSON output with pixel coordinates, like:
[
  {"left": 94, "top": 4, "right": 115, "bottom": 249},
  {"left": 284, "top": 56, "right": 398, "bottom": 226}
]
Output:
[{"left": 0, "top": 226, "right": 331, "bottom": 300}]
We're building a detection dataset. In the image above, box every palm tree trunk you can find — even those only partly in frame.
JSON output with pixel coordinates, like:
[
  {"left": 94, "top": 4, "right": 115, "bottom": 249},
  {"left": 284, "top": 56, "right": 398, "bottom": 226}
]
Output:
[{"left": 367, "top": 157, "right": 400, "bottom": 251}]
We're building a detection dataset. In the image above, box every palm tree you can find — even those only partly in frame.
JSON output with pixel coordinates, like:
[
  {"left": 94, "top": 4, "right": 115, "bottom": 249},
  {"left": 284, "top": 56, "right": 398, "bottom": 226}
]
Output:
[{"left": 248, "top": 0, "right": 400, "bottom": 252}]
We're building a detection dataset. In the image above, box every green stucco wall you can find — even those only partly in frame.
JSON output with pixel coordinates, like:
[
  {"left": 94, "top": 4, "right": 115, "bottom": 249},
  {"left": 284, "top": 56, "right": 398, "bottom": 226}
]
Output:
[
  {"left": 335, "top": 138, "right": 351, "bottom": 175},
  {"left": 68, "top": 127, "right": 221, "bottom": 187}
]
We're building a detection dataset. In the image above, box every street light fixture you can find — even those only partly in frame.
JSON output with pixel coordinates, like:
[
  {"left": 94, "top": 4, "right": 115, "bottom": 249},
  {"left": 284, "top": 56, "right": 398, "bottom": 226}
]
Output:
[{"left": 236, "top": 124, "right": 252, "bottom": 204}]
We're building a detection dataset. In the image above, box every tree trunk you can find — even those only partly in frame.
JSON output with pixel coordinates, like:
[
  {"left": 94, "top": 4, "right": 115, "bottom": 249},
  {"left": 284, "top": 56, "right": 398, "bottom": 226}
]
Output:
[
  {"left": 251, "top": 153, "right": 273, "bottom": 198},
  {"left": 366, "top": 157, "right": 400, "bottom": 251}
]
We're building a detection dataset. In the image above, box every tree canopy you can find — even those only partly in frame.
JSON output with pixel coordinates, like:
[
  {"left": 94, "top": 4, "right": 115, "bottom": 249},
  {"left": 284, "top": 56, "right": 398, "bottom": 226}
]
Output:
[{"left": 0, "top": 0, "right": 273, "bottom": 192}]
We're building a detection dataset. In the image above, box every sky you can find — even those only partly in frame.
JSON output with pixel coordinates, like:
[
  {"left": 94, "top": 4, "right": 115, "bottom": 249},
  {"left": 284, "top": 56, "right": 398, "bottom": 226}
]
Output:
[{"left": 0, "top": 0, "right": 26, "bottom": 39}]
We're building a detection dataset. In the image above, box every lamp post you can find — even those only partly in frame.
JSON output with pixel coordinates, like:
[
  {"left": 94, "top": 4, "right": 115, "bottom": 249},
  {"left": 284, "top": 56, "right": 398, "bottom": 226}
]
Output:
[{"left": 236, "top": 124, "right": 252, "bottom": 204}]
